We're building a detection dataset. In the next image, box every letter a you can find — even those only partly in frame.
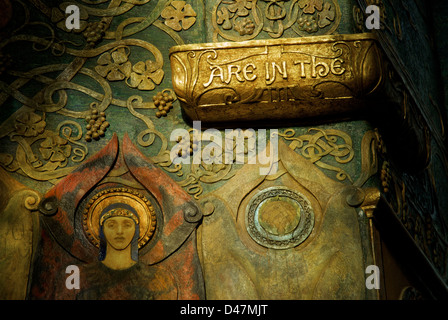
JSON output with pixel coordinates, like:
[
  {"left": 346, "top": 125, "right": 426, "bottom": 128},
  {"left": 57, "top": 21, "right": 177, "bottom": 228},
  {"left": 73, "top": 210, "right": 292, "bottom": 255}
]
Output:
[
  {"left": 365, "top": 5, "right": 380, "bottom": 30},
  {"left": 365, "top": 265, "right": 380, "bottom": 289},
  {"left": 65, "top": 5, "right": 80, "bottom": 30},
  {"left": 65, "top": 265, "right": 80, "bottom": 290}
]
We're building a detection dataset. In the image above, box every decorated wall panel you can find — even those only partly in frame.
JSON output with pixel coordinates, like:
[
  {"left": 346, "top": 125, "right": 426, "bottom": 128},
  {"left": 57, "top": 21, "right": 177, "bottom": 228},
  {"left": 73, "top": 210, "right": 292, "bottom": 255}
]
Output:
[{"left": 0, "top": 0, "right": 447, "bottom": 300}]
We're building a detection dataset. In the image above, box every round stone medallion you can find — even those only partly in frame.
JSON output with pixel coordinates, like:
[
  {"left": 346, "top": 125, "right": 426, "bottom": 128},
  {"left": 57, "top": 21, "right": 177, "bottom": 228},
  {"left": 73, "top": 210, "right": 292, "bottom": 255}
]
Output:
[{"left": 245, "top": 187, "right": 314, "bottom": 249}]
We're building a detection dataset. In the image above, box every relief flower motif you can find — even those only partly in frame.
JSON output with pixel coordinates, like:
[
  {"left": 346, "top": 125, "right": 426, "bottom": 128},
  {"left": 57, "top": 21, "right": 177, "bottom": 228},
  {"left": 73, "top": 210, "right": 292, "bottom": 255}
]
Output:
[
  {"left": 95, "top": 47, "right": 131, "bottom": 81},
  {"left": 14, "top": 112, "right": 46, "bottom": 137},
  {"left": 217, "top": 7, "right": 232, "bottom": 30},
  {"left": 127, "top": 60, "right": 164, "bottom": 91},
  {"left": 228, "top": 0, "right": 253, "bottom": 17},
  {"left": 298, "top": 0, "right": 323, "bottom": 14},
  {"left": 161, "top": 1, "right": 197, "bottom": 31},
  {"left": 39, "top": 135, "right": 72, "bottom": 163},
  {"left": 317, "top": 2, "right": 335, "bottom": 27}
]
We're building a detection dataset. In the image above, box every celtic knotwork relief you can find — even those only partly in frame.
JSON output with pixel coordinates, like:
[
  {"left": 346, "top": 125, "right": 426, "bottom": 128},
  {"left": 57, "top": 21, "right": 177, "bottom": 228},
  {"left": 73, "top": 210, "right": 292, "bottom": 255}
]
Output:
[
  {"left": 1, "top": 113, "right": 88, "bottom": 181},
  {"left": 277, "top": 128, "right": 354, "bottom": 183}
]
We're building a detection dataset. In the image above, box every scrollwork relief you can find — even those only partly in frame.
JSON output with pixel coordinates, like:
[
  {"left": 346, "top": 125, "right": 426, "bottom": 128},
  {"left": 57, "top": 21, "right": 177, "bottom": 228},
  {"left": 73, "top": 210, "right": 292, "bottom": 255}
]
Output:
[
  {"left": 211, "top": 0, "right": 341, "bottom": 42},
  {"left": 169, "top": 34, "right": 384, "bottom": 123},
  {"left": 277, "top": 128, "right": 355, "bottom": 183},
  {"left": 0, "top": 0, "right": 196, "bottom": 190},
  {"left": 0, "top": 111, "right": 89, "bottom": 182}
]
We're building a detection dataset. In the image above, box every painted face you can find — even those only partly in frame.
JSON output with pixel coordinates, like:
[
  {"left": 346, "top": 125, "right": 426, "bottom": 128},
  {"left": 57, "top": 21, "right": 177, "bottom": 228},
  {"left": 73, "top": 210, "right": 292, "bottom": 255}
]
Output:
[{"left": 103, "top": 216, "right": 136, "bottom": 251}]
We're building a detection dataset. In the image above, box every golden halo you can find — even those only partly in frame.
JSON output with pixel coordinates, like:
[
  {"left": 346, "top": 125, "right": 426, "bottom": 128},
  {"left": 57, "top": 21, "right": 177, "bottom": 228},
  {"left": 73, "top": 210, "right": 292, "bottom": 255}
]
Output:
[{"left": 83, "top": 188, "right": 157, "bottom": 249}]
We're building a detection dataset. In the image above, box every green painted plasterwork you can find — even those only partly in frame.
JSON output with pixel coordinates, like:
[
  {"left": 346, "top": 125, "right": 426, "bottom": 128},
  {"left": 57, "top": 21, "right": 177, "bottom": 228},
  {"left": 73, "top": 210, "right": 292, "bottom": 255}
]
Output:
[
  {"left": 0, "top": 0, "right": 447, "bottom": 295},
  {"left": 0, "top": 0, "right": 371, "bottom": 196}
]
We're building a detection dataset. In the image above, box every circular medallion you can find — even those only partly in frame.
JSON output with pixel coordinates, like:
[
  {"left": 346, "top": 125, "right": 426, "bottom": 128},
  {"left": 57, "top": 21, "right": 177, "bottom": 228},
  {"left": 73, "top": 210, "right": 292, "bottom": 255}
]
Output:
[
  {"left": 83, "top": 188, "right": 157, "bottom": 249},
  {"left": 245, "top": 187, "right": 314, "bottom": 249}
]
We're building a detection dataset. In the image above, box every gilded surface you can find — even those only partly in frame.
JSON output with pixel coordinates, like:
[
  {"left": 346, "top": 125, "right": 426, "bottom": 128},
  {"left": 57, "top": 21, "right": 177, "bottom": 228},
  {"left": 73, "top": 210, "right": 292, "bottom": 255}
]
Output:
[
  {"left": 198, "top": 139, "right": 366, "bottom": 299},
  {"left": 170, "top": 33, "right": 383, "bottom": 122},
  {"left": 0, "top": 0, "right": 447, "bottom": 299},
  {"left": 0, "top": 168, "right": 40, "bottom": 299}
]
